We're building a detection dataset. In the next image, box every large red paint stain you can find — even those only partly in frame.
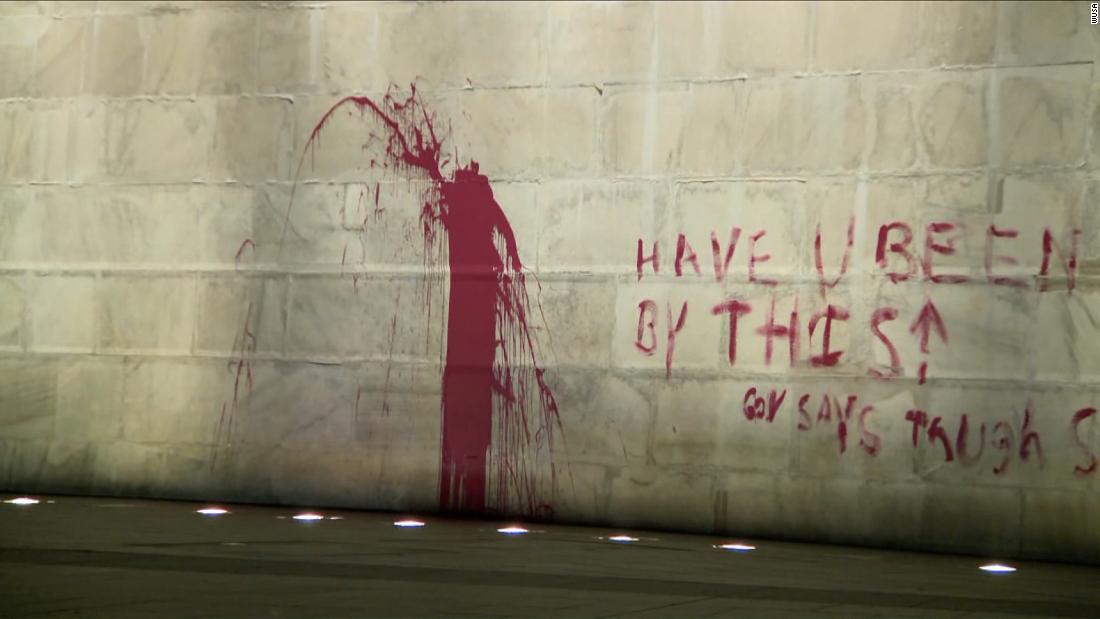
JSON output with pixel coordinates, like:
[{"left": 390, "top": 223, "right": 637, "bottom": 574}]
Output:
[{"left": 293, "top": 86, "right": 563, "bottom": 516}]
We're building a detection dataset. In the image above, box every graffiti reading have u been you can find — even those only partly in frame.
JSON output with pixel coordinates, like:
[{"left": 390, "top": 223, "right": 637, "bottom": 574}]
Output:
[{"left": 633, "top": 216, "right": 1094, "bottom": 478}]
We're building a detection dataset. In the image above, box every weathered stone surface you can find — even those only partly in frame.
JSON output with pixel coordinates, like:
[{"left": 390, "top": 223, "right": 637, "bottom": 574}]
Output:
[{"left": 0, "top": 0, "right": 1096, "bottom": 566}]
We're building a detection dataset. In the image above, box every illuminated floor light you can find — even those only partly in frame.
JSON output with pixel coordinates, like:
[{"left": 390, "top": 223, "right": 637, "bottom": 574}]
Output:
[
  {"left": 4, "top": 497, "right": 39, "bottom": 506},
  {"left": 980, "top": 563, "right": 1016, "bottom": 573},
  {"left": 328, "top": 516, "right": 344, "bottom": 520},
  {"left": 716, "top": 543, "right": 756, "bottom": 552},
  {"left": 497, "top": 526, "right": 529, "bottom": 535},
  {"left": 394, "top": 519, "right": 426, "bottom": 528},
  {"left": 196, "top": 507, "right": 229, "bottom": 516},
  {"left": 293, "top": 513, "right": 324, "bottom": 521},
  {"left": 608, "top": 535, "right": 639, "bottom": 543}
]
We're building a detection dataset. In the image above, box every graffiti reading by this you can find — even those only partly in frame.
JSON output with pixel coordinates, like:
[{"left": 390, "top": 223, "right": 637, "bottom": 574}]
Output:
[
  {"left": 631, "top": 217, "right": 1093, "bottom": 480},
  {"left": 633, "top": 220, "right": 1080, "bottom": 379}
]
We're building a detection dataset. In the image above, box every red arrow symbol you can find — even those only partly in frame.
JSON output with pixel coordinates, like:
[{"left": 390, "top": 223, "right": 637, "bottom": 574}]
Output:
[
  {"left": 908, "top": 298, "right": 948, "bottom": 353},
  {"left": 908, "top": 298, "right": 948, "bottom": 385}
]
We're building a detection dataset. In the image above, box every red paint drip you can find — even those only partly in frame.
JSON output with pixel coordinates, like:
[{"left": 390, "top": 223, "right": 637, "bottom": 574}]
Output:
[{"left": 299, "top": 86, "right": 563, "bottom": 516}]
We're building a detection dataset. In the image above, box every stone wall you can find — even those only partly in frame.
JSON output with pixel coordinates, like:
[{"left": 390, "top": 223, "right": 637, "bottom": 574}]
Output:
[{"left": 2, "top": 1, "right": 1099, "bottom": 563}]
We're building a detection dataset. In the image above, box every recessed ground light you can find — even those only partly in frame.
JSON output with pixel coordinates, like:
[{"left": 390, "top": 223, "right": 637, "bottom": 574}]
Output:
[
  {"left": 196, "top": 507, "right": 229, "bottom": 516},
  {"left": 980, "top": 563, "right": 1016, "bottom": 573},
  {"left": 4, "top": 497, "right": 39, "bottom": 506},
  {"left": 394, "top": 519, "right": 426, "bottom": 528},
  {"left": 608, "top": 535, "right": 639, "bottom": 543},
  {"left": 328, "top": 516, "right": 344, "bottom": 520},
  {"left": 293, "top": 513, "right": 324, "bottom": 521},
  {"left": 497, "top": 526, "right": 529, "bottom": 535},
  {"left": 716, "top": 543, "right": 756, "bottom": 552}
]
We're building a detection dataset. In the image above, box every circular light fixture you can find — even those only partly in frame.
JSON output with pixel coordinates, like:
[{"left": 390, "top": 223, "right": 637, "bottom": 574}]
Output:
[
  {"left": 292, "top": 513, "right": 324, "bottom": 521},
  {"left": 716, "top": 543, "right": 756, "bottom": 552},
  {"left": 196, "top": 507, "right": 229, "bottom": 516},
  {"left": 979, "top": 563, "right": 1016, "bottom": 573},
  {"left": 4, "top": 497, "right": 39, "bottom": 506},
  {"left": 394, "top": 519, "right": 426, "bottom": 528},
  {"left": 497, "top": 526, "right": 529, "bottom": 535}
]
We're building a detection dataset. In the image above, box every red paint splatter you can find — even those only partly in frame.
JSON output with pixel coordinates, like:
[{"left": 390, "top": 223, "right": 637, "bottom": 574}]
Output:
[{"left": 298, "top": 86, "right": 563, "bottom": 516}]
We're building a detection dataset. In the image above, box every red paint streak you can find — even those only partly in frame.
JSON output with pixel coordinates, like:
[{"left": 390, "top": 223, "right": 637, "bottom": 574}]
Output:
[
  {"left": 1018, "top": 405, "right": 1043, "bottom": 467},
  {"left": 808, "top": 304, "right": 848, "bottom": 367},
  {"left": 302, "top": 88, "right": 563, "bottom": 516},
  {"left": 767, "top": 389, "right": 787, "bottom": 422},
  {"left": 905, "top": 409, "right": 928, "bottom": 447},
  {"left": 637, "top": 239, "right": 659, "bottom": 282},
  {"left": 835, "top": 395, "right": 857, "bottom": 454},
  {"left": 816, "top": 395, "right": 832, "bottom": 423},
  {"left": 922, "top": 222, "right": 968, "bottom": 284},
  {"left": 992, "top": 421, "right": 1014, "bottom": 475},
  {"left": 742, "top": 388, "right": 786, "bottom": 423},
  {"left": 665, "top": 301, "right": 688, "bottom": 379},
  {"left": 234, "top": 239, "right": 256, "bottom": 264},
  {"left": 381, "top": 292, "right": 400, "bottom": 418},
  {"left": 354, "top": 387, "right": 362, "bottom": 423},
  {"left": 814, "top": 216, "right": 854, "bottom": 298},
  {"left": 743, "top": 388, "right": 765, "bottom": 421},
  {"left": 868, "top": 307, "right": 900, "bottom": 379},
  {"left": 955, "top": 413, "right": 985, "bottom": 467},
  {"left": 875, "top": 222, "right": 916, "bottom": 283},
  {"left": 710, "top": 227, "right": 742, "bottom": 283},
  {"left": 927, "top": 416, "right": 954, "bottom": 462},
  {"left": 911, "top": 297, "right": 945, "bottom": 381},
  {"left": 747, "top": 229, "right": 776, "bottom": 286},
  {"left": 674, "top": 233, "right": 701, "bottom": 277},
  {"left": 857, "top": 405, "right": 880, "bottom": 456},
  {"left": 755, "top": 295, "right": 798, "bottom": 366},
  {"left": 797, "top": 393, "right": 812, "bottom": 430},
  {"left": 909, "top": 298, "right": 948, "bottom": 354},
  {"left": 984, "top": 225, "right": 1026, "bottom": 288},
  {"left": 1039, "top": 227, "right": 1080, "bottom": 293},
  {"left": 635, "top": 299, "right": 658, "bottom": 355},
  {"left": 711, "top": 298, "right": 751, "bottom": 365},
  {"left": 1071, "top": 407, "right": 1097, "bottom": 476}
]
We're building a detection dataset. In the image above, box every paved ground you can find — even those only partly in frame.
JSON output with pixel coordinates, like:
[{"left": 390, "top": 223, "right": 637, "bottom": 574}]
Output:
[{"left": 1, "top": 494, "right": 1098, "bottom": 618}]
